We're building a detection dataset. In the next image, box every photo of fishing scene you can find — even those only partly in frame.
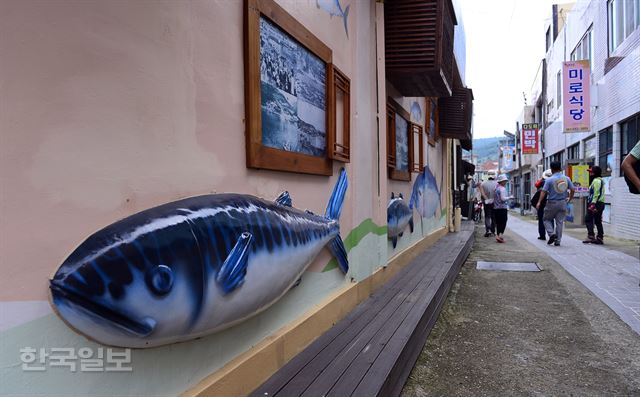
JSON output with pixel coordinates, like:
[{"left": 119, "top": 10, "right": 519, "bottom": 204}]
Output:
[
  {"left": 395, "top": 114, "right": 409, "bottom": 171},
  {"left": 259, "top": 17, "right": 326, "bottom": 157}
]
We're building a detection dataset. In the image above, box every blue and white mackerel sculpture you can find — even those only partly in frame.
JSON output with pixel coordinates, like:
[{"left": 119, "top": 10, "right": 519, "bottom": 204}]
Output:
[
  {"left": 387, "top": 192, "right": 413, "bottom": 249},
  {"left": 50, "top": 169, "right": 349, "bottom": 348}
]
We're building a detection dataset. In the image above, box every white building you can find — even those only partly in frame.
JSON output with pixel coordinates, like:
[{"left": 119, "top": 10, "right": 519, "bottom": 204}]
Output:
[{"left": 524, "top": 0, "right": 640, "bottom": 239}]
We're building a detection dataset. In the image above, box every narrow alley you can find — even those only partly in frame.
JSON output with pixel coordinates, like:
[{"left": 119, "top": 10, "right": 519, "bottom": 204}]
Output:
[{"left": 403, "top": 221, "right": 640, "bottom": 396}]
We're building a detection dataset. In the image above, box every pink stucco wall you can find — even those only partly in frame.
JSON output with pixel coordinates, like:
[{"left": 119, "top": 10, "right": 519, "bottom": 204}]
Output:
[{"left": 0, "top": 0, "right": 381, "bottom": 302}]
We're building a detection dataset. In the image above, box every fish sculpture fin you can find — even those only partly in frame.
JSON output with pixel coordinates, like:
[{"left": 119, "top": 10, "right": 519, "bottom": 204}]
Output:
[
  {"left": 216, "top": 232, "right": 252, "bottom": 294},
  {"left": 342, "top": 4, "right": 350, "bottom": 38},
  {"left": 275, "top": 191, "right": 292, "bottom": 207},
  {"left": 391, "top": 236, "right": 398, "bottom": 249},
  {"left": 328, "top": 234, "right": 349, "bottom": 273},
  {"left": 325, "top": 168, "right": 348, "bottom": 221},
  {"left": 409, "top": 217, "right": 414, "bottom": 233}
]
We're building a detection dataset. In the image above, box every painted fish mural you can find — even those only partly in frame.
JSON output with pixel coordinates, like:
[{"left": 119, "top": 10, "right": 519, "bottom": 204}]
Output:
[
  {"left": 410, "top": 101, "right": 422, "bottom": 122},
  {"left": 316, "top": 0, "right": 350, "bottom": 38},
  {"left": 410, "top": 165, "right": 441, "bottom": 219},
  {"left": 49, "top": 169, "right": 349, "bottom": 348},
  {"left": 387, "top": 193, "right": 413, "bottom": 249}
]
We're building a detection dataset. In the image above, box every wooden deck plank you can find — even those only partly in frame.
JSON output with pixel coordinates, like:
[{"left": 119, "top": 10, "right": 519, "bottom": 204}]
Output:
[
  {"left": 283, "top": 249, "right": 449, "bottom": 396},
  {"left": 353, "top": 232, "right": 474, "bottom": 396},
  {"left": 250, "top": 228, "right": 474, "bottom": 397},
  {"left": 301, "top": 258, "right": 447, "bottom": 396},
  {"left": 250, "top": 238, "right": 443, "bottom": 396}
]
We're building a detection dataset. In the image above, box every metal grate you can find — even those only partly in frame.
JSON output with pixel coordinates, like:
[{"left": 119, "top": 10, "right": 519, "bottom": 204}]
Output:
[{"left": 476, "top": 261, "right": 542, "bottom": 272}]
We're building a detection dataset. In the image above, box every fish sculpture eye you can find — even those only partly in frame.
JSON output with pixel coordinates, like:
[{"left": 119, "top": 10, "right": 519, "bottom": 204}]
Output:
[{"left": 145, "top": 265, "right": 174, "bottom": 296}]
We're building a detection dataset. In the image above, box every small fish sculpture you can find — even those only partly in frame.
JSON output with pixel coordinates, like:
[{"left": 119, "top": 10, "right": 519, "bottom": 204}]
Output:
[
  {"left": 316, "top": 0, "right": 350, "bottom": 38},
  {"left": 410, "top": 165, "right": 441, "bottom": 219},
  {"left": 49, "top": 170, "right": 349, "bottom": 348},
  {"left": 387, "top": 192, "right": 413, "bottom": 249},
  {"left": 410, "top": 101, "right": 422, "bottom": 122}
]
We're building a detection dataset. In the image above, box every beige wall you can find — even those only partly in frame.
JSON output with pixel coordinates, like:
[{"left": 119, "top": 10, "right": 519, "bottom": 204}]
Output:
[{"left": 0, "top": 0, "right": 451, "bottom": 394}]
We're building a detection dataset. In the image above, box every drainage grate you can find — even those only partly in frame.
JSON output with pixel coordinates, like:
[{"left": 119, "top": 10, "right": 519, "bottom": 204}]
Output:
[{"left": 476, "top": 261, "right": 541, "bottom": 272}]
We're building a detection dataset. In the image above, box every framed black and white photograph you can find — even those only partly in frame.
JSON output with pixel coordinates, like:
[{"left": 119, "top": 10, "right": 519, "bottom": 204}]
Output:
[
  {"left": 245, "top": 0, "right": 334, "bottom": 175},
  {"left": 395, "top": 113, "right": 409, "bottom": 172},
  {"left": 259, "top": 17, "right": 327, "bottom": 158}
]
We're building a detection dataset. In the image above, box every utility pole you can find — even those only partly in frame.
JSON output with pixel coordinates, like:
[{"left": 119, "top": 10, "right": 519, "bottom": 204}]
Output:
[{"left": 516, "top": 121, "right": 524, "bottom": 215}]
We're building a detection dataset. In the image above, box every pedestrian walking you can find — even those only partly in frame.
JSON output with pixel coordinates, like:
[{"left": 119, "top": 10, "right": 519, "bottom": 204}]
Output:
[
  {"left": 536, "top": 161, "right": 575, "bottom": 246},
  {"left": 480, "top": 171, "right": 497, "bottom": 237},
  {"left": 493, "top": 174, "right": 512, "bottom": 243},
  {"left": 583, "top": 166, "right": 606, "bottom": 245},
  {"left": 531, "top": 178, "right": 547, "bottom": 240}
]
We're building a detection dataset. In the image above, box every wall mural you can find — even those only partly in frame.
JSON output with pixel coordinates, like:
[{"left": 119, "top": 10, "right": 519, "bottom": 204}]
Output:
[
  {"left": 316, "top": 0, "right": 350, "bottom": 38},
  {"left": 387, "top": 193, "right": 413, "bottom": 249},
  {"left": 49, "top": 170, "right": 349, "bottom": 348},
  {"left": 410, "top": 165, "right": 441, "bottom": 219}
]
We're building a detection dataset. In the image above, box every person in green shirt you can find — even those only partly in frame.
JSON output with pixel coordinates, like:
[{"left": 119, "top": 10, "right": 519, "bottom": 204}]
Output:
[{"left": 583, "top": 165, "right": 605, "bottom": 244}]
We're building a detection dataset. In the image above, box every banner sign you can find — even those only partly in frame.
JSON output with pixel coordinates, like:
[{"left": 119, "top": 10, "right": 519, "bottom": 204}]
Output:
[
  {"left": 571, "top": 165, "right": 590, "bottom": 188},
  {"left": 563, "top": 60, "right": 590, "bottom": 132},
  {"left": 502, "top": 146, "right": 514, "bottom": 171},
  {"left": 521, "top": 123, "right": 539, "bottom": 154}
]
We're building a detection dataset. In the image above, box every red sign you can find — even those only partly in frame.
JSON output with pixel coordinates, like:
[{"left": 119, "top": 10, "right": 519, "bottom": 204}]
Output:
[{"left": 521, "top": 123, "right": 539, "bottom": 154}]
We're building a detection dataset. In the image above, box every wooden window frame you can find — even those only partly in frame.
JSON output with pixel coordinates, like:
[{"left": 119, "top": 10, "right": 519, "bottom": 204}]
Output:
[
  {"left": 245, "top": 0, "right": 334, "bottom": 175},
  {"left": 328, "top": 66, "right": 351, "bottom": 162},
  {"left": 425, "top": 97, "right": 439, "bottom": 146},
  {"left": 410, "top": 122, "right": 424, "bottom": 172},
  {"left": 387, "top": 98, "right": 412, "bottom": 181}
]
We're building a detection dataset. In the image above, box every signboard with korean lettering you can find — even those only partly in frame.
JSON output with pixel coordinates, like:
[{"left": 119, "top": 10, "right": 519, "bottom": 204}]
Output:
[
  {"left": 571, "top": 164, "right": 590, "bottom": 188},
  {"left": 521, "top": 123, "right": 539, "bottom": 154},
  {"left": 502, "top": 146, "right": 514, "bottom": 171},
  {"left": 562, "top": 60, "right": 590, "bottom": 132}
]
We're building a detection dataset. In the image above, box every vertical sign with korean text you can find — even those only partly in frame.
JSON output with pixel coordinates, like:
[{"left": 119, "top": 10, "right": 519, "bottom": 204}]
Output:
[
  {"left": 521, "top": 123, "right": 539, "bottom": 154},
  {"left": 563, "top": 60, "right": 590, "bottom": 132},
  {"left": 502, "top": 146, "right": 514, "bottom": 171}
]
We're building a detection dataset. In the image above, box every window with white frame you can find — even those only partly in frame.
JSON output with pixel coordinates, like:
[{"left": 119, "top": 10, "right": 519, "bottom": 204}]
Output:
[
  {"left": 556, "top": 71, "right": 561, "bottom": 108},
  {"left": 571, "top": 26, "right": 594, "bottom": 70},
  {"left": 608, "top": 0, "right": 640, "bottom": 53}
]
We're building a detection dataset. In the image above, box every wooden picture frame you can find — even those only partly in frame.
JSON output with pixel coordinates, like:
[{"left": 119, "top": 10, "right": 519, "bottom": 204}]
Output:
[
  {"left": 245, "top": 0, "right": 333, "bottom": 175},
  {"left": 410, "top": 122, "right": 424, "bottom": 172},
  {"left": 387, "top": 98, "right": 411, "bottom": 181},
  {"left": 328, "top": 66, "right": 351, "bottom": 162},
  {"left": 426, "top": 97, "right": 439, "bottom": 146}
]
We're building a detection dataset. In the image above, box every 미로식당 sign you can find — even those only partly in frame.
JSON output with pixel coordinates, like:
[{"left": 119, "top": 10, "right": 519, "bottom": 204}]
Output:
[{"left": 562, "top": 60, "right": 590, "bottom": 133}]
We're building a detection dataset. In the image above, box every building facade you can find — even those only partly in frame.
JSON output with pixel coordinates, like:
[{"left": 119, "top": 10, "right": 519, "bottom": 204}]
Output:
[
  {"left": 516, "top": 0, "right": 639, "bottom": 239},
  {"left": 0, "top": 1, "right": 472, "bottom": 395}
]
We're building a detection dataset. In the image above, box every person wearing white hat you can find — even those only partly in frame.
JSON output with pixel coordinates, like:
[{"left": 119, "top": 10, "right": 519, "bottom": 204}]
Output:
[
  {"left": 493, "top": 174, "right": 513, "bottom": 243},
  {"left": 480, "top": 171, "right": 497, "bottom": 237}
]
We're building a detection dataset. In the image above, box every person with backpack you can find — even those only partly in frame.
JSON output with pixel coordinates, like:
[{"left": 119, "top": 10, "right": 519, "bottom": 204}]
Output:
[
  {"left": 531, "top": 178, "right": 547, "bottom": 240},
  {"left": 583, "top": 166, "right": 606, "bottom": 245}
]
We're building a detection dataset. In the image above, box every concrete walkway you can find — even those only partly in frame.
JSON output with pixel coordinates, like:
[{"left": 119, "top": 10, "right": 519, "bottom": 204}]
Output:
[
  {"left": 507, "top": 215, "right": 640, "bottom": 334},
  {"left": 402, "top": 223, "right": 640, "bottom": 396}
]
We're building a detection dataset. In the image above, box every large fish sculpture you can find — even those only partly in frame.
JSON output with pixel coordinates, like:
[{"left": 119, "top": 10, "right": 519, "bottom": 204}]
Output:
[
  {"left": 410, "top": 165, "right": 441, "bottom": 219},
  {"left": 387, "top": 193, "right": 413, "bottom": 249},
  {"left": 49, "top": 169, "right": 349, "bottom": 348}
]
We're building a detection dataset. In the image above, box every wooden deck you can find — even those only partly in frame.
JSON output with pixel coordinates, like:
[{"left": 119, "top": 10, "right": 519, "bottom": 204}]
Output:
[{"left": 250, "top": 222, "right": 474, "bottom": 397}]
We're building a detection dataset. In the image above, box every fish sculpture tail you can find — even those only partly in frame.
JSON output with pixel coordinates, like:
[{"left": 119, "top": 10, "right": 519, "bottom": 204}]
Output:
[
  {"left": 342, "top": 5, "right": 350, "bottom": 38},
  {"left": 325, "top": 168, "right": 349, "bottom": 273}
]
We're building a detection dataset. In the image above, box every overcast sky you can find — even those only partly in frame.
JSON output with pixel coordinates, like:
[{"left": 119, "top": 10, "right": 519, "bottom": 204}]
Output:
[{"left": 459, "top": 0, "right": 561, "bottom": 139}]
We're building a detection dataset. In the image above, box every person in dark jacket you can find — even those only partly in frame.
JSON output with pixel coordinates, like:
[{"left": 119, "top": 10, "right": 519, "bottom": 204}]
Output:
[{"left": 531, "top": 178, "right": 547, "bottom": 240}]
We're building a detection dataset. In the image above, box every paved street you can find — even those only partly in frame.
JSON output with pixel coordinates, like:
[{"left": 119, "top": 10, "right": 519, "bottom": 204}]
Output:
[
  {"left": 402, "top": 222, "right": 640, "bottom": 396},
  {"left": 507, "top": 215, "right": 640, "bottom": 334}
]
